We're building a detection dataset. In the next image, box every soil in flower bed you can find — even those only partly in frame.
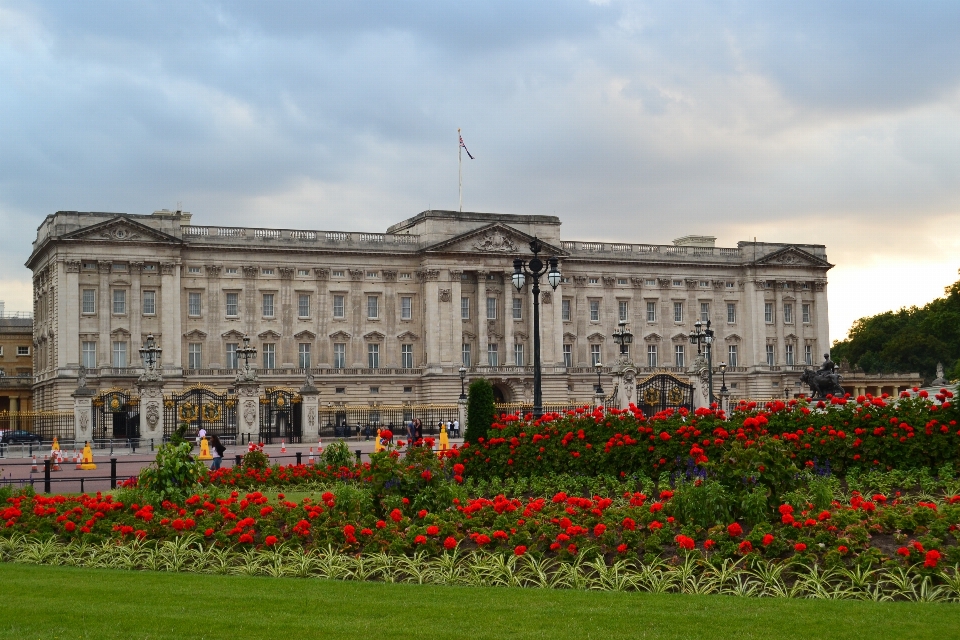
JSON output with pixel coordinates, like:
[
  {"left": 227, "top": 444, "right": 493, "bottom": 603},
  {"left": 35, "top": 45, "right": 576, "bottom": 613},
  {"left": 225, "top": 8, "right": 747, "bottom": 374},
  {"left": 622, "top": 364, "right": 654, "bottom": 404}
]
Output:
[{"left": 2, "top": 563, "right": 959, "bottom": 640}]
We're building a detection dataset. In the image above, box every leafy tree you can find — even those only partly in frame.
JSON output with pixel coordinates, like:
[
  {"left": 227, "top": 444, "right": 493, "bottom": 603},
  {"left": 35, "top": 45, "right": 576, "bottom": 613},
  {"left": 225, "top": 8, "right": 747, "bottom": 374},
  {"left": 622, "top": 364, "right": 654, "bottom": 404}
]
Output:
[
  {"left": 832, "top": 274, "right": 960, "bottom": 382},
  {"left": 465, "top": 378, "right": 494, "bottom": 444}
]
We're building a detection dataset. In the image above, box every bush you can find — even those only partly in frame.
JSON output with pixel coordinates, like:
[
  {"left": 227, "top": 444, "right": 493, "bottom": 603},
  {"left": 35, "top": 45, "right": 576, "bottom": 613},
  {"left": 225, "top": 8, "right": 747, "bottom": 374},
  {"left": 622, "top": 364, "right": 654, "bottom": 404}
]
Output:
[
  {"left": 242, "top": 443, "right": 270, "bottom": 470},
  {"left": 465, "top": 378, "right": 494, "bottom": 444},
  {"left": 137, "top": 441, "right": 207, "bottom": 502},
  {"left": 320, "top": 440, "right": 355, "bottom": 469}
]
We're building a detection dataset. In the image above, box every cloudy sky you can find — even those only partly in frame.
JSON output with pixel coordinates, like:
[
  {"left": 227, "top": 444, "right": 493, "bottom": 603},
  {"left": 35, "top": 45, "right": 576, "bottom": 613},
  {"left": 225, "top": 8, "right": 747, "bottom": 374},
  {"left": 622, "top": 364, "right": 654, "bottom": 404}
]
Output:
[{"left": 2, "top": 0, "right": 959, "bottom": 341}]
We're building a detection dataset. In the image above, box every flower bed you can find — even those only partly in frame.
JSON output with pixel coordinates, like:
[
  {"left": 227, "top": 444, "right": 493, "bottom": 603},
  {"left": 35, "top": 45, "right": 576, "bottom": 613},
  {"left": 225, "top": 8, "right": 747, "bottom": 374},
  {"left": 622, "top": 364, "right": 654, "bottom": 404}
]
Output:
[{"left": 461, "top": 392, "right": 957, "bottom": 482}]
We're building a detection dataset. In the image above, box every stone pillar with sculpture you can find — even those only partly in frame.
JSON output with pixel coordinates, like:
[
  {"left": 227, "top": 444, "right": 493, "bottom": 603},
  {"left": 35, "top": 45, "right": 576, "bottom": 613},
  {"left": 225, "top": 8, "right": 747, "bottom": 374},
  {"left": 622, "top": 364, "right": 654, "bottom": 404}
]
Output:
[
  {"left": 72, "top": 367, "right": 95, "bottom": 443},
  {"left": 612, "top": 362, "right": 638, "bottom": 411},
  {"left": 137, "top": 334, "right": 165, "bottom": 444},
  {"left": 234, "top": 336, "right": 261, "bottom": 442},
  {"left": 299, "top": 374, "right": 320, "bottom": 441}
]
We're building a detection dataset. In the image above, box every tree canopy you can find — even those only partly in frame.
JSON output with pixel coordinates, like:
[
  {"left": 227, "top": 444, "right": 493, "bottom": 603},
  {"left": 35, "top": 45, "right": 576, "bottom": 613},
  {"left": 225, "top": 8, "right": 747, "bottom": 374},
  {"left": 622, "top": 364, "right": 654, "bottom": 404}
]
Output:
[{"left": 831, "top": 273, "right": 960, "bottom": 383}]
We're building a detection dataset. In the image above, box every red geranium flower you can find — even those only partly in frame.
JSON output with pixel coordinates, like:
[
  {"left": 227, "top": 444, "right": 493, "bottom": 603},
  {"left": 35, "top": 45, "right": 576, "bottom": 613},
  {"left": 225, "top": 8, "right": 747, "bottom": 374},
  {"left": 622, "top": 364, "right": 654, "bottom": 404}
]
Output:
[
  {"left": 390, "top": 509, "right": 403, "bottom": 522},
  {"left": 514, "top": 545, "right": 527, "bottom": 556},
  {"left": 727, "top": 522, "right": 743, "bottom": 538},
  {"left": 617, "top": 543, "right": 629, "bottom": 553},
  {"left": 443, "top": 536, "right": 457, "bottom": 550},
  {"left": 925, "top": 549, "right": 942, "bottom": 568},
  {"left": 762, "top": 534, "right": 774, "bottom": 546},
  {"left": 675, "top": 535, "right": 695, "bottom": 550},
  {"left": 264, "top": 535, "right": 278, "bottom": 546},
  {"left": 738, "top": 540, "right": 753, "bottom": 554},
  {"left": 426, "top": 525, "right": 439, "bottom": 536},
  {"left": 414, "top": 535, "right": 427, "bottom": 545},
  {"left": 794, "top": 543, "right": 806, "bottom": 552}
]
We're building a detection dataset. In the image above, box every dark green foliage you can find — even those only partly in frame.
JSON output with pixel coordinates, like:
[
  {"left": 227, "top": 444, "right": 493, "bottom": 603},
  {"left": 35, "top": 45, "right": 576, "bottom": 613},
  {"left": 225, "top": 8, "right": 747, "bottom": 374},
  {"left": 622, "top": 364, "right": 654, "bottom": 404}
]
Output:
[
  {"left": 465, "top": 378, "right": 494, "bottom": 444},
  {"left": 832, "top": 275, "right": 960, "bottom": 382},
  {"left": 137, "top": 441, "right": 207, "bottom": 502}
]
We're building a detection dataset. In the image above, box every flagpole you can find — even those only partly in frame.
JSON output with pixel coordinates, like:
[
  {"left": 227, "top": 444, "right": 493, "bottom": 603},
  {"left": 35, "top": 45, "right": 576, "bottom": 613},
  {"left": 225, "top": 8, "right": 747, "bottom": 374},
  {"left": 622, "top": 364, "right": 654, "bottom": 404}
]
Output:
[{"left": 458, "top": 128, "right": 463, "bottom": 212}]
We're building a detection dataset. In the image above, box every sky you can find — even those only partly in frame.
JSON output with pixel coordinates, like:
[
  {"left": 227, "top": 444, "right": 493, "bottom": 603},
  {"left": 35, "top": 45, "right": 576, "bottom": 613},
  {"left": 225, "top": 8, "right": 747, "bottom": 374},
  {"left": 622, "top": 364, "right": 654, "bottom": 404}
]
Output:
[{"left": 1, "top": 0, "right": 959, "bottom": 341}]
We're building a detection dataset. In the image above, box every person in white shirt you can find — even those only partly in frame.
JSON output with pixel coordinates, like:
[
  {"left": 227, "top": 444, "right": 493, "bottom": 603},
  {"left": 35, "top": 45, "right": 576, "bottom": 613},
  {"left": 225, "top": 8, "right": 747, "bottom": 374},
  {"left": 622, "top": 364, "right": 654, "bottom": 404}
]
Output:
[
  {"left": 196, "top": 427, "right": 207, "bottom": 447},
  {"left": 452, "top": 419, "right": 460, "bottom": 438}
]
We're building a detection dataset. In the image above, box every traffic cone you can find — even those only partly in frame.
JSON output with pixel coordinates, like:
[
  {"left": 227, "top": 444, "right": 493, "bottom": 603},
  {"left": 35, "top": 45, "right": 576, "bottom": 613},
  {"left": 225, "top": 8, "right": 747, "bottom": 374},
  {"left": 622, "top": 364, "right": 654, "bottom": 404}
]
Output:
[
  {"left": 308, "top": 447, "right": 314, "bottom": 464},
  {"left": 75, "top": 453, "right": 82, "bottom": 470},
  {"left": 317, "top": 439, "right": 322, "bottom": 452},
  {"left": 280, "top": 440, "right": 286, "bottom": 453},
  {"left": 31, "top": 456, "right": 37, "bottom": 473},
  {"left": 52, "top": 451, "right": 62, "bottom": 472}
]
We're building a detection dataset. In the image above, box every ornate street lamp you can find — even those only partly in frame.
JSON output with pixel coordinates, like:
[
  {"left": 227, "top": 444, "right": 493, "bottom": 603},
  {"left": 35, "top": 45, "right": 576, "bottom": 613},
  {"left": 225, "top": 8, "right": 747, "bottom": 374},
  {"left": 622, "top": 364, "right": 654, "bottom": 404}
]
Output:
[
  {"left": 512, "top": 237, "right": 561, "bottom": 418},
  {"left": 612, "top": 320, "right": 633, "bottom": 358},
  {"left": 459, "top": 366, "right": 467, "bottom": 400},
  {"left": 139, "top": 334, "right": 162, "bottom": 372},
  {"left": 236, "top": 335, "right": 258, "bottom": 378},
  {"left": 718, "top": 361, "right": 728, "bottom": 411},
  {"left": 594, "top": 360, "right": 604, "bottom": 395},
  {"left": 689, "top": 319, "right": 715, "bottom": 406}
]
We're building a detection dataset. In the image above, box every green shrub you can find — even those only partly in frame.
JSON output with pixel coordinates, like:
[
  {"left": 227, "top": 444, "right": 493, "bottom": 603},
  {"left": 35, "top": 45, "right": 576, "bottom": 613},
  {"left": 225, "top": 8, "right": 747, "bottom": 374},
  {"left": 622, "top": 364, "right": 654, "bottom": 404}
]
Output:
[
  {"left": 242, "top": 444, "right": 270, "bottom": 470},
  {"left": 320, "top": 440, "right": 355, "bottom": 469},
  {"left": 137, "top": 441, "right": 207, "bottom": 502},
  {"left": 465, "top": 378, "right": 494, "bottom": 444}
]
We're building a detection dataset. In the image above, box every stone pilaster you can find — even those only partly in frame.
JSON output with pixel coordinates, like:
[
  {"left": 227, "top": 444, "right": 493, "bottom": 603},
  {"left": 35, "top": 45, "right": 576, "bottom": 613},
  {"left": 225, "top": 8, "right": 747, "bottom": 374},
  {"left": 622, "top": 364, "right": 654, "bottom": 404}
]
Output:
[
  {"left": 235, "top": 381, "right": 261, "bottom": 441},
  {"left": 72, "top": 385, "right": 95, "bottom": 443},
  {"left": 137, "top": 380, "right": 165, "bottom": 443},
  {"left": 477, "top": 271, "right": 488, "bottom": 364}
]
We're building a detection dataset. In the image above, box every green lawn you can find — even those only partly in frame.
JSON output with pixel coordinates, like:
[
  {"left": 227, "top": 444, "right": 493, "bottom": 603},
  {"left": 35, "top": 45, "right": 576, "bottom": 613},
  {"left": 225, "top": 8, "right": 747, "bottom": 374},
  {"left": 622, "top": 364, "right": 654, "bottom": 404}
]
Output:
[{"left": 0, "top": 564, "right": 957, "bottom": 639}]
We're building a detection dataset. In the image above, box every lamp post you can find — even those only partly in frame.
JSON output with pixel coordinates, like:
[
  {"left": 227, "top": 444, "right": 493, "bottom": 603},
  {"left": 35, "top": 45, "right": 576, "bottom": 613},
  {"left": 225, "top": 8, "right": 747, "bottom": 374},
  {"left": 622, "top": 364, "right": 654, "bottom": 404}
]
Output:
[
  {"left": 459, "top": 366, "right": 467, "bottom": 400},
  {"left": 594, "top": 360, "right": 604, "bottom": 395},
  {"left": 237, "top": 335, "right": 258, "bottom": 375},
  {"left": 138, "top": 334, "right": 162, "bottom": 372},
  {"left": 512, "top": 237, "right": 561, "bottom": 419},
  {"left": 718, "top": 361, "right": 728, "bottom": 412},
  {"left": 612, "top": 320, "right": 634, "bottom": 359},
  {"left": 689, "top": 319, "right": 715, "bottom": 406}
]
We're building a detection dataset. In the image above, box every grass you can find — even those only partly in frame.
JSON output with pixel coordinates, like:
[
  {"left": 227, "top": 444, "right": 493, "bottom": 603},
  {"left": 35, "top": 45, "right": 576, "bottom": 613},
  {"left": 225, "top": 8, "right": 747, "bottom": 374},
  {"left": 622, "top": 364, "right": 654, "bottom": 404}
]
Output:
[{"left": 0, "top": 564, "right": 958, "bottom": 639}]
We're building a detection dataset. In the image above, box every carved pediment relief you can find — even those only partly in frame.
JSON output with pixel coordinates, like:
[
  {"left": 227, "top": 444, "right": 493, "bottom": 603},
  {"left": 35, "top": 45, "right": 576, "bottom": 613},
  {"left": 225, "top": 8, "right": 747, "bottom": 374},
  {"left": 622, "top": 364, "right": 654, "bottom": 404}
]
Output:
[
  {"left": 422, "top": 222, "right": 566, "bottom": 256},
  {"left": 725, "top": 333, "right": 742, "bottom": 343},
  {"left": 644, "top": 332, "right": 662, "bottom": 343},
  {"left": 754, "top": 246, "right": 832, "bottom": 268},
  {"left": 294, "top": 330, "right": 317, "bottom": 340},
  {"left": 461, "top": 331, "right": 477, "bottom": 341},
  {"left": 182, "top": 329, "right": 207, "bottom": 339},
  {"left": 514, "top": 331, "right": 529, "bottom": 341},
  {"left": 563, "top": 332, "right": 578, "bottom": 342},
  {"left": 63, "top": 216, "right": 182, "bottom": 245},
  {"left": 670, "top": 333, "right": 688, "bottom": 343},
  {"left": 110, "top": 328, "right": 131, "bottom": 338},
  {"left": 363, "top": 331, "right": 386, "bottom": 342},
  {"left": 257, "top": 330, "right": 282, "bottom": 339},
  {"left": 328, "top": 330, "right": 352, "bottom": 341},
  {"left": 221, "top": 330, "right": 246, "bottom": 340},
  {"left": 587, "top": 332, "right": 606, "bottom": 343},
  {"left": 396, "top": 331, "right": 420, "bottom": 342}
]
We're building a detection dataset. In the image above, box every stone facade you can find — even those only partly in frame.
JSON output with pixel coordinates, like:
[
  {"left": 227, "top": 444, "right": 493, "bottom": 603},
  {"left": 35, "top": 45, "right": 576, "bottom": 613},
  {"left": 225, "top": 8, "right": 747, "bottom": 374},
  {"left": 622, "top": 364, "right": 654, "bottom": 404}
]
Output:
[
  {"left": 0, "top": 317, "right": 34, "bottom": 413},
  {"left": 27, "top": 208, "right": 838, "bottom": 409}
]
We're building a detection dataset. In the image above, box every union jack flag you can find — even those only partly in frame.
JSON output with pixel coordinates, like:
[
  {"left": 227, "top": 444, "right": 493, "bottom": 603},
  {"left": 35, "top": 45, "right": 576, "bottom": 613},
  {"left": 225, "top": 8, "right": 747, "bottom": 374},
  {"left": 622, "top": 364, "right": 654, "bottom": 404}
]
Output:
[{"left": 459, "top": 133, "right": 474, "bottom": 159}]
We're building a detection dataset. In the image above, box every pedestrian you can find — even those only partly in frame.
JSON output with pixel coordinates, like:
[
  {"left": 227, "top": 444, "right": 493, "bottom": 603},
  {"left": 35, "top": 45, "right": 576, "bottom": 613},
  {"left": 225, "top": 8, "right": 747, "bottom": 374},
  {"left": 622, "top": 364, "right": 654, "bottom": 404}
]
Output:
[
  {"left": 415, "top": 418, "right": 423, "bottom": 443},
  {"left": 210, "top": 435, "right": 225, "bottom": 471},
  {"left": 196, "top": 426, "right": 207, "bottom": 448},
  {"left": 453, "top": 418, "right": 460, "bottom": 438},
  {"left": 407, "top": 419, "right": 416, "bottom": 446}
]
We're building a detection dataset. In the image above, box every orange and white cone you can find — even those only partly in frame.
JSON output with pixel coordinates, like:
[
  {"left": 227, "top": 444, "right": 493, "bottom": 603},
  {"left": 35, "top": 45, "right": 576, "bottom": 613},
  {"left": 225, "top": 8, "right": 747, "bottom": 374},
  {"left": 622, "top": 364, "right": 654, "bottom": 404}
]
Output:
[
  {"left": 75, "top": 453, "right": 82, "bottom": 470},
  {"left": 317, "top": 439, "right": 322, "bottom": 452},
  {"left": 280, "top": 440, "right": 286, "bottom": 453},
  {"left": 308, "top": 447, "right": 314, "bottom": 464},
  {"left": 31, "top": 456, "right": 38, "bottom": 473}
]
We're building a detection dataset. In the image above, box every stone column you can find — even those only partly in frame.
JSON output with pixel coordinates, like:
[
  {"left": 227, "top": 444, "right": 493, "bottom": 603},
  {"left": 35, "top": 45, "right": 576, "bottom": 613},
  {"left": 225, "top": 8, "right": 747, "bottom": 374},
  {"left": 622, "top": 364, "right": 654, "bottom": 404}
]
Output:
[
  {"left": 450, "top": 270, "right": 464, "bottom": 365},
  {"left": 420, "top": 269, "right": 441, "bottom": 367},
  {"left": 137, "top": 380, "right": 165, "bottom": 445},
  {"left": 130, "top": 262, "right": 142, "bottom": 357},
  {"left": 98, "top": 261, "right": 111, "bottom": 365},
  {"left": 314, "top": 268, "right": 330, "bottom": 366},
  {"left": 206, "top": 265, "right": 222, "bottom": 366},
  {"left": 299, "top": 377, "right": 319, "bottom": 441},
  {"left": 477, "top": 270, "right": 489, "bottom": 363},
  {"left": 161, "top": 262, "right": 182, "bottom": 372},
  {"left": 458, "top": 397, "right": 468, "bottom": 435},
  {"left": 814, "top": 280, "right": 829, "bottom": 359},
  {"left": 72, "top": 385, "right": 95, "bottom": 443},
  {"left": 502, "top": 272, "right": 515, "bottom": 365},
  {"left": 64, "top": 260, "right": 80, "bottom": 368},
  {"left": 279, "top": 267, "right": 295, "bottom": 367},
  {"left": 235, "top": 380, "right": 261, "bottom": 441},
  {"left": 774, "top": 282, "right": 786, "bottom": 365}
]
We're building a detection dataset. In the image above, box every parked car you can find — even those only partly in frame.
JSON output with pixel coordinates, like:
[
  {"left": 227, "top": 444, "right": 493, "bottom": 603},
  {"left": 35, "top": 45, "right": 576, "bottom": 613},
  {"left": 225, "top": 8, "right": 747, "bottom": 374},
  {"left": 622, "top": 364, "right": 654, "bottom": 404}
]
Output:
[{"left": 0, "top": 430, "right": 42, "bottom": 444}]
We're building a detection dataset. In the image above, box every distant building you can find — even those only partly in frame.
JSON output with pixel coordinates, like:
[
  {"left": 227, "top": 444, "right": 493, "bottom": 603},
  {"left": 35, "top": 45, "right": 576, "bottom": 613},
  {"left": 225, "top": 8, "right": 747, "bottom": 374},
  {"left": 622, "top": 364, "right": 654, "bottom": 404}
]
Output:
[
  {"left": 27, "top": 208, "right": 849, "bottom": 410},
  {"left": 0, "top": 314, "right": 34, "bottom": 413}
]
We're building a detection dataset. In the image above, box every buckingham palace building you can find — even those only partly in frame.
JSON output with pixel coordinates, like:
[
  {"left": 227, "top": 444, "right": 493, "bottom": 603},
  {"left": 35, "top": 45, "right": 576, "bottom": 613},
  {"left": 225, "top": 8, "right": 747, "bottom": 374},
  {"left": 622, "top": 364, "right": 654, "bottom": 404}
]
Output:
[{"left": 26, "top": 208, "right": 833, "bottom": 411}]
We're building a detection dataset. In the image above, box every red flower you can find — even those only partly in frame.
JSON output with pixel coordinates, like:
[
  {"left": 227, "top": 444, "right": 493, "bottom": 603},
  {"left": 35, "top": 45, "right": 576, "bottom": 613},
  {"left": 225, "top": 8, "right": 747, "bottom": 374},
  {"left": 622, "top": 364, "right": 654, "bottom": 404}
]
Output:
[
  {"left": 593, "top": 524, "right": 607, "bottom": 537},
  {"left": 260, "top": 506, "right": 273, "bottom": 517},
  {"left": 897, "top": 547, "right": 910, "bottom": 557},
  {"left": 675, "top": 535, "right": 695, "bottom": 550},
  {"left": 617, "top": 543, "right": 629, "bottom": 553},
  {"left": 648, "top": 520, "right": 663, "bottom": 530},
  {"left": 426, "top": 525, "right": 440, "bottom": 536},
  {"left": 264, "top": 535, "right": 278, "bottom": 547},
  {"left": 204, "top": 528, "right": 214, "bottom": 537},
  {"left": 239, "top": 533, "right": 254, "bottom": 544},
  {"left": 727, "top": 522, "right": 742, "bottom": 538},
  {"left": 360, "top": 528, "right": 373, "bottom": 536},
  {"left": 390, "top": 509, "right": 403, "bottom": 522},
  {"left": 762, "top": 534, "right": 774, "bottom": 546},
  {"left": 376, "top": 520, "right": 386, "bottom": 529},
  {"left": 514, "top": 545, "right": 527, "bottom": 556},
  {"left": 567, "top": 543, "right": 578, "bottom": 554},
  {"left": 420, "top": 470, "right": 433, "bottom": 481},
  {"left": 443, "top": 536, "right": 457, "bottom": 550},
  {"left": 64, "top": 521, "right": 76, "bottom": 532},
  {"left": 925, "top": 549, "right": 942, "bottom": 568},
  {"left": 738, "top": 540, "right": 753, "bottom": 554},
  {"left": 704, "top": 539, "right": 716, "bottom": 549},
  {"left": 414, "top": 535, "right": 427, "bottom": 545},
  {"left": 417, "top": 509, "right": 428, "bottom": 519},
  {"left": 837, "top": 545, "right": 848, "bottom": 554},
  {"left": 794, "top": 543, "right": 806, "bottom": 552},
  {"left": 622, "top": 517, "right": 636, "bottom": 531}
]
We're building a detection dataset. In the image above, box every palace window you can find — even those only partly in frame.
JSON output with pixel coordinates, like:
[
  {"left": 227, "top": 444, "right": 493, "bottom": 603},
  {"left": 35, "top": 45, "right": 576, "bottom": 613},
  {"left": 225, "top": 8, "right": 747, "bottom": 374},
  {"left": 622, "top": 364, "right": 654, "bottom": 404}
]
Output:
[
  {"left": 188, "top": 292, "right": 202, "bottom": 317},
  {"left": 461, "top": 297, "right": 470, "bottom": 320},
  {"left": 805, "top": 344, "right": 813, "bottom": 365},
  {"left": 764, "top": 303, "right": 774, "bottom": 323},
  {"left": 589, "top": 300, "right": 600, "bottom": 322},
  {"left": 802, "top": 303, "right": 811, "bottom": 323},
  {"left": 262, "top": 343, "right": 276, "bottom": 369},
  {"left": 765, "top": 344, "right": 775, "bottom": 366},
  {"left": 700, "top": 302, "right": 710, "bottom": 322},
  {"left": 514, "top": 343, "right": 524, "bottom": 366},
  {"left": 298, "top": 269, "right": 310, "bottom": 277},
  {"left": 333, "top": 295, "right": 345, "bottom": 318},
  {"left": 225, "top": 293, "right": 239, "bottom": 317},
  {"left": 590, "top": 344, "right": 601, "bottom": 366},
  {"left": 112, "top": 341, "right": 127, "bottom": 368},
  {"left": 401, "top": 344, "right": 413, "bottom": 369},
  {"left": 618, "top": 300, "right": 628, "bottom": 322},
  {"left": 401, "top": 296, "right": 413, "bottom": 320},
  {"left": 461, "top": 343, "right": 471, "bottom": 367},
  {"left": 647, "top": 344, "right": 658, "bottom": 367},
  {"left": 226, "top": 343, "right": 238, "bottom": 369},
  {"left": 728, "top": 345, "right": 738, "bottom": 367},
  {"left": 298, "top": 343, "right": 311, "bottom": 369},
  {"left": 487, "top": 343, "right": 498, "bottom": 366},
  {"left": 298, "top": 294, "right": 310, "bottom": 318},
  {"left": 561, "top": 299, "right": 571, "bottom": 321},
  {"left": 262, "top": 293, "right": 275, "bottom": 318},
  {"left": 784, "top": 303, "right": 793, "bottom": 324},
  {"left": 367, "top": 343, "right": 379, "bottom": 368},
  {"left": 367, "top": 295, "right": 379, "bottom": 319},
  {"left": 82, "top": 341, "right": 96, "bottom": 369},
  {"left": 82, "top": 289, "right": 96, "bottom": 315},
  {"left": 646, "top": 301, "right": 656, "bottom": 322},
  {"left": 486, "top": 297, "right": 497, "bottom": 320},
  {"left": 333, "top": 343, "right": 345, "bottom": 369},
  {"left": 785, "top": 344, "right": 795, "bottom": 366},
  {"left": 187, "top": 266, "right": 201, "bottom": 274},
  {"left": 675, "top": 345, "right": 685, "bottom": 367},
  {"left": 142, "top": 290, "right": 156, "bottom": 316},
  {"left": 727, "top": 303, "right": 736, "bottom": 323},
  {"left": 512, "top": 298, "right": 522, "bottom": 320},
  {"left": 673, "top": 302, "right": 683, "bottom": 323},
  {"left": 188, "top": 343, "right": 202, "bottom": 369},
  {"left": 112, "top": 290, "right": 126, "bottom": 315},
  {"left": 563, "top": 344, "right": 572, "bottom": 367}
]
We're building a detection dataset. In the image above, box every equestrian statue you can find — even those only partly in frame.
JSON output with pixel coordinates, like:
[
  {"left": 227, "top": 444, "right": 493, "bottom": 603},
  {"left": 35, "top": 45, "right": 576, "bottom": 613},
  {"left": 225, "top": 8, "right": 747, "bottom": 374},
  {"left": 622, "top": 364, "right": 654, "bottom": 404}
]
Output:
[{"left": 800, "top": 353, "right": 845, "bottom": 399}]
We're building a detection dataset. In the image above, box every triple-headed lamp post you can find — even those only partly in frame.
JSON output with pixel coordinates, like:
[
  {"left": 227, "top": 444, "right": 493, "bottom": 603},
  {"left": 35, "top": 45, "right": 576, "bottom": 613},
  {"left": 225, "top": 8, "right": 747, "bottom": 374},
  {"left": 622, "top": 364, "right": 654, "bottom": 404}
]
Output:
[
  {"left": 512, "top": 238, "right": 561, "bottom": 419},
  {"left": 689, "top": 319, "right": 715, "bottom": 406},
  {"left": 139, "top": 334, "right": 162, "bottom": 372},
  {"left": 237, "top": 335, "right": 258, "bottom": 373},
  {"left": 612, "top": 320, "right": 633, "bottom": 358}
]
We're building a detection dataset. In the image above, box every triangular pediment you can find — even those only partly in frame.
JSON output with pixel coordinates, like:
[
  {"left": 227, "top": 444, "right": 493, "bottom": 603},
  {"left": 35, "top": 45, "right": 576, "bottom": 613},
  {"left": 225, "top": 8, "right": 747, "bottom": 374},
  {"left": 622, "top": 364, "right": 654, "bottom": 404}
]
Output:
[
  {"left": 563, "top": 332, "right": 578, "bottom": 342},
  {"left": 461, "top": 330, "right": 477, "bottom": 340},
  {"left": 422, "top": 223, "right": 567, "bottom": 256},
  {"left": 725, "top": 333, "right": 742, "bottom": 342},
  {"left": 294, "top": 330, "right": 316, "bottom": 340},
  {"left": 63, "top": 215, "right": 183, "bottom": 245},
  {"left": 514, "top": 331, "right": 529, "bottom": 341},
  {"left": 221, "top": 330, "right": 246, "bottom": 340},
  {"left": 183, "top": 329, "right": 208, "bottom": 339},
  {"left": 670, "top": 332, "right": 688, "bottom": 343},
  {"left": 257, "top": 330, "right": 281, "bottom": 339},
  {"left": 643, "top": 332, "right": 662, "bottom": 343},
  {"left": 110, "top": 328, "right": 131, "bottom": 337},
  {"left": 753, "top": 246, "right": 832, "bottom": 269},
  {"left": 364, "top": 331, "right": 385, "bottom": 342},
  {"left": 328, "top": 330, "right": 352, "bottom": 341},
  {"left": 587, "top": 332, "right": 606, "bottom": 343},
  {"left": 785, "top": 333, "right": 799, "bottom": 342},
  {"left": 396, "top": 331, "right": 420, "bottom": 342}
]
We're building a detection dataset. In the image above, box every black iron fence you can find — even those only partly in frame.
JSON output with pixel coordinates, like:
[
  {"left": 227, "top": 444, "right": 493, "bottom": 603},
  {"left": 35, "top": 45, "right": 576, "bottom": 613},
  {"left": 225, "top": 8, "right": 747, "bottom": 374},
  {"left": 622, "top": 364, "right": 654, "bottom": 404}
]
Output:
[
  {"left": 493, "top": 402, "right": 591, "bottom": 417},
  {"left": 317, "top": 405, "right": 460, "bottom": 440},
  {"left": 0, "top": 411, "right": 75, "bottom": 442}
]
